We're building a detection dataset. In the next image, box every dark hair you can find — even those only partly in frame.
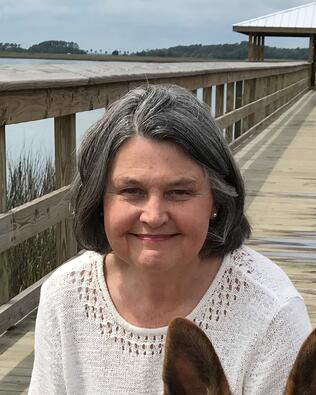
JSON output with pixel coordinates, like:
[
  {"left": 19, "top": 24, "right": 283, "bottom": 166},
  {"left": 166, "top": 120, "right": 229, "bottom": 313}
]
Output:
[{"left": 71, "top": 84, "right": 251, "bottom": 258}]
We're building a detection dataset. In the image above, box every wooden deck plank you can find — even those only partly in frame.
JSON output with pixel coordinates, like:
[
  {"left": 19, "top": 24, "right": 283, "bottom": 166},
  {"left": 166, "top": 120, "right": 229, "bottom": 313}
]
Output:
[
  {"left": 241, "top": 89, "right": 316, "bottom": 328},
  {"left": 0, "top": 89, "right": 315, "bottom": 393}
]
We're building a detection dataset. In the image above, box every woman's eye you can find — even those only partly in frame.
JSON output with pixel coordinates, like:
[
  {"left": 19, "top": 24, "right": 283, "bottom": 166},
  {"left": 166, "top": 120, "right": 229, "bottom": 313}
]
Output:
[
  {"left": 166, "top": 190, "right": 192, "bottom": 200},
  {"left": 120, "top": 188, "right": 145, "bottom": 198}
]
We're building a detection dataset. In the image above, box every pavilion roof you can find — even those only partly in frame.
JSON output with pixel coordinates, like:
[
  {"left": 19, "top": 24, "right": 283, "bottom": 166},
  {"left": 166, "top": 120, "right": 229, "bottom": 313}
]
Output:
[{"left": 233, "top": 3, "right": 316, "bottom": 37}]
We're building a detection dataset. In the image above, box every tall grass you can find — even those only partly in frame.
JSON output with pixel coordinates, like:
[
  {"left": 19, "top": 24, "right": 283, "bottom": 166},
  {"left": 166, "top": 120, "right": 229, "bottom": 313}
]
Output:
[{"left": 6, "top": 152, "right": 57, "bottom": 298}]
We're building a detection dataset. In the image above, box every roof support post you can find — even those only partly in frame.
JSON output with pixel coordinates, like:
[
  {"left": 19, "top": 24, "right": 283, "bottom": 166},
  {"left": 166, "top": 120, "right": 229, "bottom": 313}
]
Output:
[
  {"left": 309, "top": 35, "right": 314, "bottom": 62},
  {"left": 309, "top": 34, "right": 316, "bottom": 87},
  {"left": 248, "top": 34, "right": 255, "bottom": 61},
  {"left": 260, "top": 36, "right": 265, "bottom": 61},
  {"left": 255, "top": 34, "right": 264, "bottom": 62},
  {"left": 254, "top": 35, "right": 259, "bottom": 61},
  {"left": 311, "top": 35, "right": 316, "bottom": 87}
]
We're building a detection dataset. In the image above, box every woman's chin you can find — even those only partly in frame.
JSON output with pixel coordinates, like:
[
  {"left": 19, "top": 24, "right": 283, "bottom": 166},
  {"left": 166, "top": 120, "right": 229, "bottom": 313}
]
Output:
[{"left": 132, "top": 251, "right": 176, "bottom": 272}]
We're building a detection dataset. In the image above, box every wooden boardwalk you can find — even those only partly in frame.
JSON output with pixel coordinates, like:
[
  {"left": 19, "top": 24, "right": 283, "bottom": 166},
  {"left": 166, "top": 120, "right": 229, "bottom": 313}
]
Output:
[
  {"left": 238, "top": 88, "right": 316, "bottom": 325},
  {"left": 0, "top": 90, "right": 316, "bottom": 394}
]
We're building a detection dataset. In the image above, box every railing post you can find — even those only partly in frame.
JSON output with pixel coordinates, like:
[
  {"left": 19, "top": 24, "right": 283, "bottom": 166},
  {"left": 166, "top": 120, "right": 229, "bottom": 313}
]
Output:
[
  {"left": 253, "top": 78, "right": 260, "bottom": 125},
  {"left": 215, "top": 84, "right": 224, "bottom": 118},
  {"left": 235, "top": 81, "right": 243, "bottom": 138},
  {"left": 271, "top": 75, "right": 278, "bottom": 112},
  {"left": 54, "top": 114, "right": 77, "bottom": 265},
  {"left": 242, "top": 80, "right": 251, "bottom": 133},
  {"left": 284, "top": 73, "right": 289, "bottom": 103},
  {"left": 225, "top": 82, "right": 234, "bottom": 143},
  {"left": 0, "top": 125, "right": 9, "bottom": 305},
  {"left": 279, "top": 74, "right": 285, "bottom": 107},
  {"left": 311, "top": 35, "right": 316, "bottom": 87},
  {"left": 242, "top": 79, "right": 256, "bottom": 133},
  {"left": 266, "top": 76, "right": 273, "bottom": 115},
  {"left": 288, "top": 72, "right": 295, "bottom": 101},
  {"left": 276, "top": 74, "right": 283, "bottom": 109},
  {"left": 203, "top": 86, "right": 212, "bottom": 109}
]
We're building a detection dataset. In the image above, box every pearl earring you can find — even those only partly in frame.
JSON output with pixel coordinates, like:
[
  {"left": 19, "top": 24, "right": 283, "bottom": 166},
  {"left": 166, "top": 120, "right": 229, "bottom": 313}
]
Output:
[{"left": 212, "top": 212, "right": 217, "bottom": 219}]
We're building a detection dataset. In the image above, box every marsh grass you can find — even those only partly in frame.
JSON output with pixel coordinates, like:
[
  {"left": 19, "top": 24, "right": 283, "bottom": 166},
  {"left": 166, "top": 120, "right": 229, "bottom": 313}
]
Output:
[{"left": 6, "top": 151, "right": 57, "bottom": 298}]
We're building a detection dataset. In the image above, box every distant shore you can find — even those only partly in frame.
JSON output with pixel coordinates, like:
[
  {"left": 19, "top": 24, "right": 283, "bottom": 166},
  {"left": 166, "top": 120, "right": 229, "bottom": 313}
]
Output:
[
  {"left": 0, "top": 52, "right": 302, "bottom": 64},
  {"left": 0, "top": 51, "right": 213, "bottom": 63}
]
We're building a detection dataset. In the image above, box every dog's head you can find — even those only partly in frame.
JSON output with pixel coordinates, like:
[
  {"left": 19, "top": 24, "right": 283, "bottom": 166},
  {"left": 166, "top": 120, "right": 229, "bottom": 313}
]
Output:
[
  {"left": 163, "top": 318, "right": 230, "bottom": 395},
  {"left": 163, "top": 318, "right": 316, "bottom": 395}
]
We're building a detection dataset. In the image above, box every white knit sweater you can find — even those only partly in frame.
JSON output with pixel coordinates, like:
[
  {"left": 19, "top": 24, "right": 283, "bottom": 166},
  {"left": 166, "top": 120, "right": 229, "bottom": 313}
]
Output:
[{"left": 28, "top": 246, "right": 312, "bottom": 395}]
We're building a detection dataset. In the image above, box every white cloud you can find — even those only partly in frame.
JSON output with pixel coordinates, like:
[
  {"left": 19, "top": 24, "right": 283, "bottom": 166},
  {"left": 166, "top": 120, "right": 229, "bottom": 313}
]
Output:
[
  {"left": 0, "top": 0, "right": 77, "bottom": 17},
  {"left": 0, "top": 0, "right": 311, "bottom": 50}
]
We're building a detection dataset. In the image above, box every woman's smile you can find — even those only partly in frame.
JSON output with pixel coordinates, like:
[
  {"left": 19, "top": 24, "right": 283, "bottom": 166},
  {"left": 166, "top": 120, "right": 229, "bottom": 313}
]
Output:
[{"left": 131, "top": 233, "right": 180, "bottom": 242}]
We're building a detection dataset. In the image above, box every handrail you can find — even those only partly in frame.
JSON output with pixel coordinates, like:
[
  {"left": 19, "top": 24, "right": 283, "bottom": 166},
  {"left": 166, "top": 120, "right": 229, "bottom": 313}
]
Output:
[
  {"left": 0, "top": 186, "right": 70, "bottom": 254},
  {"left": 216, "top": 76, "right": 308, "bottom": 129},
  {"left": 0, "top": 62, "right": 308, "bottom": 125},
  {"left": 0, "top": 60, "right": 312, "bottom": 334}
]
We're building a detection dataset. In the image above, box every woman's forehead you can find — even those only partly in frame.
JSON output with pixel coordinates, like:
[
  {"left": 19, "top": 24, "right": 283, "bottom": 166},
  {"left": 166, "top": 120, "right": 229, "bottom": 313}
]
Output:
[
  {"left": 108, "top": 136, "right": 208, "bottom": 184},
  {"left": 111, "top": 136, "right": 202, "bottom": 169}
]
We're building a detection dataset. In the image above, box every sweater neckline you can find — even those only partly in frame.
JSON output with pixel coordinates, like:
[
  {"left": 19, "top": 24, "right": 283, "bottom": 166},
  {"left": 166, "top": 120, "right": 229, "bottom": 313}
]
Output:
[{"left": 95, "top": 252, "right": 231, "bottom": 336}]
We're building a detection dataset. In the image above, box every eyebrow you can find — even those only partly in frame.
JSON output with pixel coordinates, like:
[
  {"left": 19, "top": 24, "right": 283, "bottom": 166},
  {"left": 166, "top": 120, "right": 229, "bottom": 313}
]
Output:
[{"left": 112, "top": 176, "right": 198, "bottom": 188}]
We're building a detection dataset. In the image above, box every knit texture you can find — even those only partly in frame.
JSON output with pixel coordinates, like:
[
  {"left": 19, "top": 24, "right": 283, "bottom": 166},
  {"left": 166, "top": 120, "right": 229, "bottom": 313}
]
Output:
[{"left": 28, "top": 246, "right": 312, "bottom": 394}]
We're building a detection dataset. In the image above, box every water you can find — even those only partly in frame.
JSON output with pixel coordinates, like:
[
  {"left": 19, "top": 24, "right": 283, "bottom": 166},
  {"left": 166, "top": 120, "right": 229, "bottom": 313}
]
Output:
[
  {"left": 1, "top": 57, "right": 220, "bottom": 162},
  {"left": 5, "top": 109, "right": 105, "bottom": 163},
  {"left": 0, "top": 57, "right": 109, "bottom": 163},
  {"left": 0, "top": 57, "right": 105, "bottom": 65}
]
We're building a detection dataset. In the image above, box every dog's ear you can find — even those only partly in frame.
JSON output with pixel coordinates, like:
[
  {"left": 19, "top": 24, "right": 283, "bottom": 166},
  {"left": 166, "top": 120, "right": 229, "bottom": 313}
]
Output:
[
  {"left": 163, "top": 318, "right": 231, "bottom": 395},
  {"left": 284, "top": 328, "right": 316, "bottom": 395}
]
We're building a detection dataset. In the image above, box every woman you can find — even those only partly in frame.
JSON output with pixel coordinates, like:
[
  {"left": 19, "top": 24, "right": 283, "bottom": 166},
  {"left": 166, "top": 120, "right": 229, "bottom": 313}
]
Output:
[{"left": 29, "top": 84, "right": 312, "bottom": 394}]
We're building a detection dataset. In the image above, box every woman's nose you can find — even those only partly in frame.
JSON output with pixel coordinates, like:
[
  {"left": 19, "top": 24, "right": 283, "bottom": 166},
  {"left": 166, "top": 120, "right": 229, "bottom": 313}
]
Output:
[{"left": 139, "top": 195, "right": 169, "bottom": 228}]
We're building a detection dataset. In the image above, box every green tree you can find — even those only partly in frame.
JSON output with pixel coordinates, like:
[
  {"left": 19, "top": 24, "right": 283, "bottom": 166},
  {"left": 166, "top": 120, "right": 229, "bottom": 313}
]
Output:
[{"left": 28, "top": 40, "right": 86, "bottom": 54}]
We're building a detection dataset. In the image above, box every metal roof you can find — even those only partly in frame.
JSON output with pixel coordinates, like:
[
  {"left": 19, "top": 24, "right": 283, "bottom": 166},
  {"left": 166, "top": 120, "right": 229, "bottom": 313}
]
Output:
[{"left": 233, "top": 3, "right": 316, "bottom": 36}]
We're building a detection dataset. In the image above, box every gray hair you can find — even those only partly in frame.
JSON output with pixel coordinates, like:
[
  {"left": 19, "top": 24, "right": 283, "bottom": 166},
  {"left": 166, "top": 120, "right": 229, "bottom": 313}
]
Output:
[{"left": 71, "top": 84, "right": 251, "bottom": 258}]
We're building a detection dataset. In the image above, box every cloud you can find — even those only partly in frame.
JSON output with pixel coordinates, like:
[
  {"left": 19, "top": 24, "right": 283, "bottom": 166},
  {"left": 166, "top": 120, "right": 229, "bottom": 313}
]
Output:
[
  {"left": 0, "top": 0, "right": 311, "bottom": 50},
  {"left": 88, "top": 0, "right": 234, "bottom": 26},
  {"left": 0, "top": 0, "right": 77, "bottom": 17}
]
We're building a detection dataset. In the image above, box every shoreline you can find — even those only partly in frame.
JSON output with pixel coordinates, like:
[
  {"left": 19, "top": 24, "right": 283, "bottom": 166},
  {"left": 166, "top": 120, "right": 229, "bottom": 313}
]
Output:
[{"left": 0, "top": 51, "right": 213, "bottom": 63}]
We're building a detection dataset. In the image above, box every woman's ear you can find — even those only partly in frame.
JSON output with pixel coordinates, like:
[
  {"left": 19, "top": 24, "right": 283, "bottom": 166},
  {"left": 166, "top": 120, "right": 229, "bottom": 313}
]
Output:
[
  {"left": 163, "top": 318, "right": 231, "bottom": 395},
  {"left": 284, "top": 328, "right": 316, "bottom": 395}
]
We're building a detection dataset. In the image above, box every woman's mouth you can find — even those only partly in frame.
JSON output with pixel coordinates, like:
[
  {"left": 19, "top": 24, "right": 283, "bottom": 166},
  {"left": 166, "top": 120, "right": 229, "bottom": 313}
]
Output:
[{"left": 133, "top": 234, "right": 178, "bottom": 241}]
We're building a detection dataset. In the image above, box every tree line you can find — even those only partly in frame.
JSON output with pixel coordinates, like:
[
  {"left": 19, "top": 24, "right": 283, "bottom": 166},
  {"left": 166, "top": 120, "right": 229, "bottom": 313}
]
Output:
[
  {"left": 131, "top": 42, "right": 308, "bottom": 60},
  {"left": 0, "top": 40, "right": 86, "bottom": 54},
  {"left": 0, "top": 40, "right": 309, "bottom": 60}
]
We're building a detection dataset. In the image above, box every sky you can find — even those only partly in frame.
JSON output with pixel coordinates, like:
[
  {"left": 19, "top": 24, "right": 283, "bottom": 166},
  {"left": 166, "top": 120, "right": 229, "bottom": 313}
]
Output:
[{"left": 0, "top": 0, "right": 311, "bottom": 52}]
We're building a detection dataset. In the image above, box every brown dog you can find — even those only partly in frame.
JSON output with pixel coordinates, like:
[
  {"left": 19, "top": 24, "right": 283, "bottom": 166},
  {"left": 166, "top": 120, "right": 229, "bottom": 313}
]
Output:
[{"left": 163, "top": 318, "right": 316, "bottom": 395}]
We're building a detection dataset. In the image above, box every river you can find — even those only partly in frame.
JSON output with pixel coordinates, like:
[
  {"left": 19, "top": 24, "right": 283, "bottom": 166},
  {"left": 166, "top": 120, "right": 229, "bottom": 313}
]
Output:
[
  {"left": 1, "top": 57, "right": 207, "bottom": 163},
  {"left": 0, "top": 57, "right": 107, "bottom": 162}
]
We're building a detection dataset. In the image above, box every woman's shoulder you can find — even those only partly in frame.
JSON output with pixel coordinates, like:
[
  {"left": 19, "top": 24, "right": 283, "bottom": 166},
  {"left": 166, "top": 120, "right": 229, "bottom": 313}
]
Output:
[
  {"left": 41, "top": 250, "right": 104, "bottom": 300},
  {"left": 193, "top": 246, "right": 310, "bottom": 339},
  {"left": 224, "top": 245, "right": 302, "bottom": 306}
]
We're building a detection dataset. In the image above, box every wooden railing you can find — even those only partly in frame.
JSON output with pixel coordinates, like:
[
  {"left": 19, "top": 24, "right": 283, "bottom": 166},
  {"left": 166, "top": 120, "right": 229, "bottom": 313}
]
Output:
[{"left": 0, "top": 61, "right": 311, "bottom": 334}]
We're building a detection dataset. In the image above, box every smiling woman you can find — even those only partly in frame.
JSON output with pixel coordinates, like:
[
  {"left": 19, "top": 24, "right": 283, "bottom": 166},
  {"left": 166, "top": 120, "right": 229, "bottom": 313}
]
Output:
[
  {"left": 103, "top": 138, "right": 214, "bottom": 273},
  {"left": 28, "top": 84, "right": 312, "bottom": 395}
]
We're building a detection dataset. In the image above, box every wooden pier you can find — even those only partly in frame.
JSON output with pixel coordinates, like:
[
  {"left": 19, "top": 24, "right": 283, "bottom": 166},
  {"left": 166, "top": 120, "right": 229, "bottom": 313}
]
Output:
[
  {"left": 241, "top": 89, "right": 316, "bottom": 325},
  {"left": 0, "top": 61, "right": 315, "bottom": 393}
]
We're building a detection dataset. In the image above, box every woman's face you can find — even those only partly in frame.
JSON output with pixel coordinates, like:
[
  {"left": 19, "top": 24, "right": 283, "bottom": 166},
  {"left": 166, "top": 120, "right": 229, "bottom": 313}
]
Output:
[{"left": 103, "top": 136, "right": 214, "bottom": 272}]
